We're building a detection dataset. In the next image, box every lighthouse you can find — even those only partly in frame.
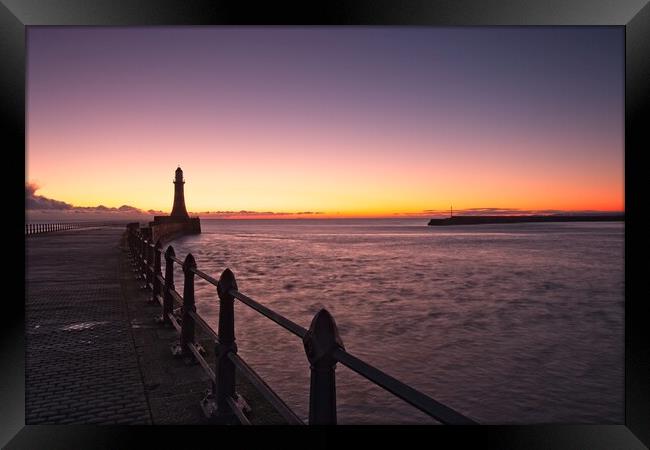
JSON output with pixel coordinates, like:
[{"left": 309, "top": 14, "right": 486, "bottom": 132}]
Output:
[
  {"left": 171, "top": 166, "right": 190, "bottom": 219},
  {"left": 147, "top": 166, "right": 201, "bottom": 243}
]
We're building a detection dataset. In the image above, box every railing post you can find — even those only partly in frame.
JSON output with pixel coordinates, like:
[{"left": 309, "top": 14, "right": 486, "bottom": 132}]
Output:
[
  {"left": 180, "top": 253, "right": 196, "bottom": 351},
  {"left": 131, "top": 233, "right": 137, "bottom": 265},
  {"left": 151, "top": 240, "right": 162, "bottom": 304},
  {"left": 303, "top": 309, "right": 344, "bottom": 425},
  {"left": 135, "top": 234, "right": 143, "bottom": 278},
  {"left": 215, "top": 269, "right": 238, "bottom": 416},
  {"left": 139, "top": 237, "right": 147, "bottom": 283},
  {"left": 161, "top": 246, "right": 175, "bottom": 326},
  {"left": 142, "top": 238, "right": 149, "bottom": 285},
  {"left": 144, "top": 241, "right": 152, "bottom": 289},
  {"left": 135, "top": 234, "right": 141, "bottom": 271}
]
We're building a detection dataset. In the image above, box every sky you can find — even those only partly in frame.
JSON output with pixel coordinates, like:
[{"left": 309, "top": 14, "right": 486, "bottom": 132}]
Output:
[{"left": 26, "top": 27, "right": 624, "bottom": 219}]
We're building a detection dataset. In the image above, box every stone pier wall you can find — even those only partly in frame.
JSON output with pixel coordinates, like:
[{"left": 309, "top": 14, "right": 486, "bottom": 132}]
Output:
[{"left": 150, "top": 218, "right": 201, "bottom": 244}]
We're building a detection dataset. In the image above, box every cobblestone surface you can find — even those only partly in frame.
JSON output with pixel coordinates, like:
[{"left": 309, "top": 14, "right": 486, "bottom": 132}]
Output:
[
  {"left": 25, "top": 227, "right": 286, "bottom": 425},
  {"left": 25, "top": 227, "right": 152, "bottom": 424}
]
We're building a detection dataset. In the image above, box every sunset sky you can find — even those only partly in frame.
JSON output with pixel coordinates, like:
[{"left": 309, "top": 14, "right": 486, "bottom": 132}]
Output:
[{"left": 26, "top": 27, "right": 624, "bottom": 219}]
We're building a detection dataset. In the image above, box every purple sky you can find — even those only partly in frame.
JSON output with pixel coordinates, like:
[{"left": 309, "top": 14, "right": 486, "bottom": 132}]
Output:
[{"left": 26, "top": 27, "right": 624, "bottom": 218}]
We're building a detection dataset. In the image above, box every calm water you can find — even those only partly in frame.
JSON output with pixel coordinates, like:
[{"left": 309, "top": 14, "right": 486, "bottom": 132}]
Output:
[{"left": 170, "top": 219, "right": 624, "bottom": 424}]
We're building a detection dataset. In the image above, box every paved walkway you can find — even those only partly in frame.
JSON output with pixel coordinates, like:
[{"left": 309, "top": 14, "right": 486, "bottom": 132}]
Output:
[
  {"left": 26, "top": 227, "right": 151, "bottom": 424},
  {"left": 25, "top": 226, "right": 285, "bottom": 425}
]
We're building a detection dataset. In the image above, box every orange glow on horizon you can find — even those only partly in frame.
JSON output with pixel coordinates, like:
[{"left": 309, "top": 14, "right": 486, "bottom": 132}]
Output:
[{"left": 26, "top": 148, "right": 624, "bottom": 217}]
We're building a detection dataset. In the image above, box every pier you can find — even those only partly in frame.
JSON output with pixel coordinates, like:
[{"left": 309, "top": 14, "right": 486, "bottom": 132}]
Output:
[
  {"left": 25, "top": 225, "right": 285, "bottom": 424},
  {"left": 25, "top": 222, "right": 478, "bottom": 425},
  {"left": 428, "top": 214, "right": 624, "bottom": 226}
]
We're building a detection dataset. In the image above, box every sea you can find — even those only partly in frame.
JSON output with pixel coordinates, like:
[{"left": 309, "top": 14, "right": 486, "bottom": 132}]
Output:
[{"left": 169, "top": 218, "right": 624, "bottom": 424}]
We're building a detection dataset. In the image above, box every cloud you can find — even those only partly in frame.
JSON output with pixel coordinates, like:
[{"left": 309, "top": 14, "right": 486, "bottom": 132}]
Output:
[
  {"left": 26, "top": 182, "right": 150, "bottom": 220},
  {"left": 118, "top": 205, "right": 141, "bottom": 212},
  {"left": 26, "top": 182, "right": 74, "bottom": 210},
  {"left": 25, "top": 183, "right": 325, "bottom": 220},
  {"left": 196, "top": 210, "right": 324, "bottom": 218}
]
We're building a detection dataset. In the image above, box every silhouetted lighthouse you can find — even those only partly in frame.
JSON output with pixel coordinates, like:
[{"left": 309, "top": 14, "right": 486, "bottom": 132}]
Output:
[
  {"left": 147, "top": 166, "right": 201, "bottom": 242},
  {"left": 171, "top": 166, "right": 189, "bottom": 219}
]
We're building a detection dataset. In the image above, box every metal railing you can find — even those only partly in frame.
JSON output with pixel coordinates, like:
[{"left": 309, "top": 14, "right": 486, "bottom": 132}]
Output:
[
  {"left": 25, "top": 222, "right": 89, "bottom": 236},
  {"left": 127, "top": 228, "right": 478, "bottom": 425}
]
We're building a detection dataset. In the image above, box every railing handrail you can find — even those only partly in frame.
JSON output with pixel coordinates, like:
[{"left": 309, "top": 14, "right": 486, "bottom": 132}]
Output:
[
  {"left": 25, "top": 222, "right": 103, "bottom": 236},
  {"left": 127, "top": 228, "right": 477, "bottom": 425}
]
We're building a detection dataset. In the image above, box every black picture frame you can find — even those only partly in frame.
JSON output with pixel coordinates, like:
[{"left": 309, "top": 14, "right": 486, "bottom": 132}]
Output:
[{"left": 4, "top": 1, "right": 648, "bottom": 448}]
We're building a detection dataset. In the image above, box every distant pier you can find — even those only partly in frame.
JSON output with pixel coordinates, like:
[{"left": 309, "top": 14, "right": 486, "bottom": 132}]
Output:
[{"left": 427, "top": 214, "right": 624, "bottom": 226}]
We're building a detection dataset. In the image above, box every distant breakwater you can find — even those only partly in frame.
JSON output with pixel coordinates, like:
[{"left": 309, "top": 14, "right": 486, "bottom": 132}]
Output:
[{"left": 427, "top": 214, "right": 624, "bottom": 226}]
